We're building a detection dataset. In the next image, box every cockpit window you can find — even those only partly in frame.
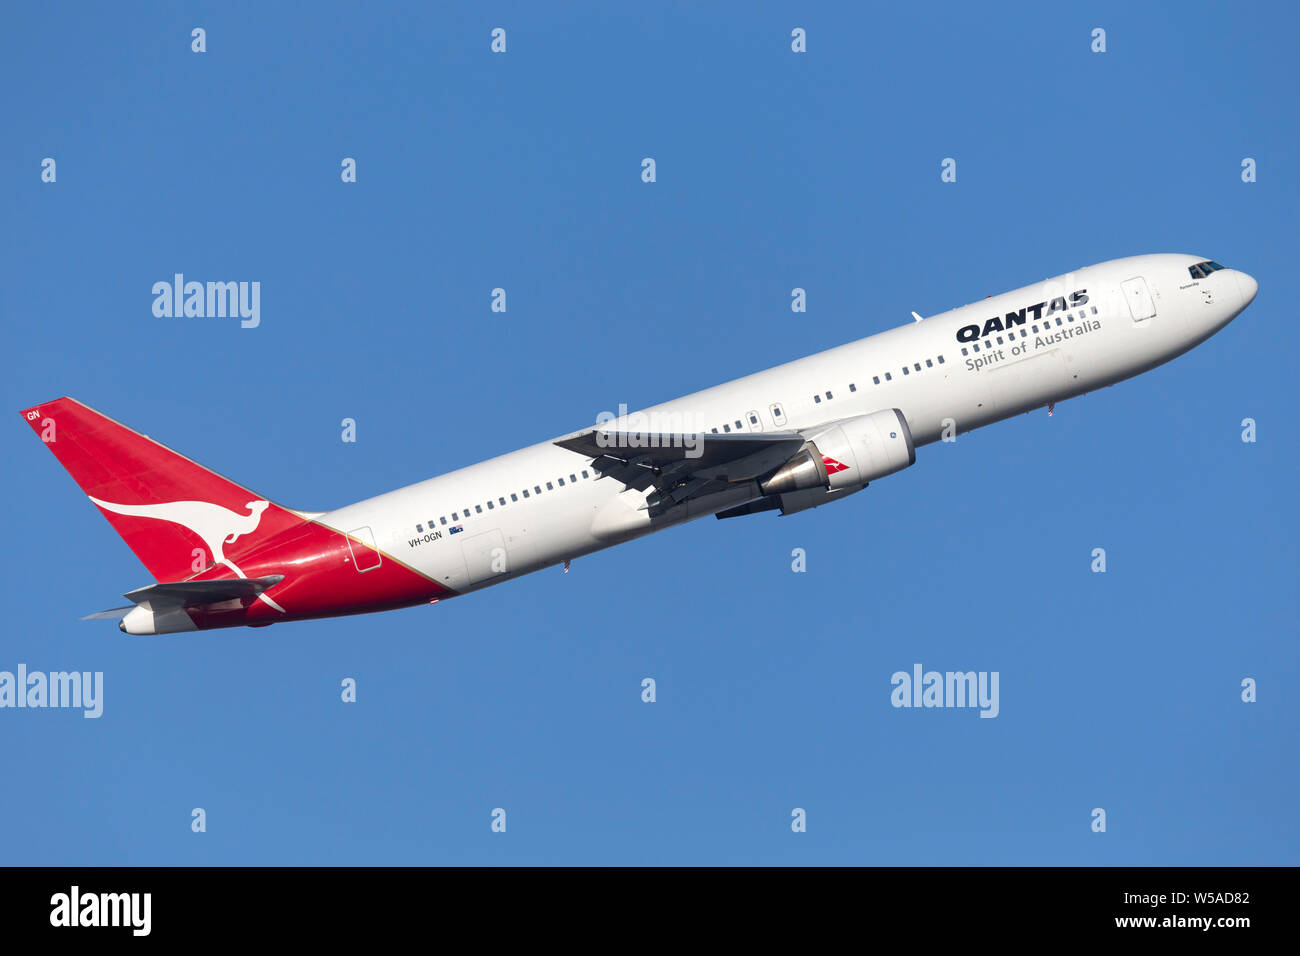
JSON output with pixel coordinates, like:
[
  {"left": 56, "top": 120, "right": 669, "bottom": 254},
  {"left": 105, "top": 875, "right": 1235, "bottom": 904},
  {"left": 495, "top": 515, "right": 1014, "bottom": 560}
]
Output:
[{"left": 1189, "top": 260, "right": 1226, "bottom": 279}]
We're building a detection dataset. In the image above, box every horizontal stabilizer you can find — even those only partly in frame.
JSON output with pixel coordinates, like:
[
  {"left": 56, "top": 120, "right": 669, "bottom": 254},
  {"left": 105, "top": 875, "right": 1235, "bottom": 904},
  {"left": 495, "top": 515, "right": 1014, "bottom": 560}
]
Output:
[
  {"left": 122, "top": 574, "right": 285, "bottom": 610},
  {"left": 80, "top": 606, "right": 133, "bottom": 621}
]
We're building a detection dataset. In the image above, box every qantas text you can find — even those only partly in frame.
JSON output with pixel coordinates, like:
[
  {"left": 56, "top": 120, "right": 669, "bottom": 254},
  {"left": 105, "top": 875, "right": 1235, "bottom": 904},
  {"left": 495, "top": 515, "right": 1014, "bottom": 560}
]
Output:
[{"left": 955, "top": 289, "right": 1089, "bottom": 343}]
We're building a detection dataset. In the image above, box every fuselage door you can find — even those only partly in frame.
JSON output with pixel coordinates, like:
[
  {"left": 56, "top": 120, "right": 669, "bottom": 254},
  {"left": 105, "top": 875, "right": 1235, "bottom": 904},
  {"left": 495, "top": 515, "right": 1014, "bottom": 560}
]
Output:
[{"left": 1121, "top": 277, "right": 1156, "bottom": 321}]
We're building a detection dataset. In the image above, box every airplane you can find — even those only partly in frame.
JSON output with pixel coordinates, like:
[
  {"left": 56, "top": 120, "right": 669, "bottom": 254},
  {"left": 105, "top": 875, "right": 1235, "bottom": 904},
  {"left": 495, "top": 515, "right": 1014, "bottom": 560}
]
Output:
[{"left": 20, "top": 253, "right": 1257, "bottom": 635}]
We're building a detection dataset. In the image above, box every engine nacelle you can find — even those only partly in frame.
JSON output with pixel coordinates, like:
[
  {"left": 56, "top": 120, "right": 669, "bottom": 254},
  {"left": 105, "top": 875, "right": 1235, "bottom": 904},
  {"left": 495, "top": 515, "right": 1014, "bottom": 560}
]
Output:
[
  {"left": 813, "top": 408, "right": 916, "bottom": 489},
  {"left": 759, "top": 408, "right": 915, "bottom": 496}
]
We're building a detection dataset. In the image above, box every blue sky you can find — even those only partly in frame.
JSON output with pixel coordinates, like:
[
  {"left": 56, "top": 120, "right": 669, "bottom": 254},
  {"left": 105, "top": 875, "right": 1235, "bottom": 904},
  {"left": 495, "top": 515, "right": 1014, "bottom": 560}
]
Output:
[{"left": 2, "top": 1, "right": 1295, "bottom": 865}]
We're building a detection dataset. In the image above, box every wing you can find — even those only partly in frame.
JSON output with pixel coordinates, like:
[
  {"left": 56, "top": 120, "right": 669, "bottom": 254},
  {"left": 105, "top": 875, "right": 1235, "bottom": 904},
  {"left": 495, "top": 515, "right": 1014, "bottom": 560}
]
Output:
[{"left": 554, "top": 430, "right": 808, "bottom": 511}]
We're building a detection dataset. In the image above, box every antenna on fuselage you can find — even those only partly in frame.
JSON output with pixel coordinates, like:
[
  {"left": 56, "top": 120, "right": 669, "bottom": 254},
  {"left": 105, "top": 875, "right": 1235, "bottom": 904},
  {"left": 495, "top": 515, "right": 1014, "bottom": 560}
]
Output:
[{"left": 911, "top": 311, "right": 924, "bottom": 322}]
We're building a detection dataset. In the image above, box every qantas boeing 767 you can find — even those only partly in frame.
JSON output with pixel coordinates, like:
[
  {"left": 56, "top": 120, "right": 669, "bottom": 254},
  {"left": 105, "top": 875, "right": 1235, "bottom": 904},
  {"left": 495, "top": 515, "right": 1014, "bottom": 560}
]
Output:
[{"left": 22, "top": 253, "right": 1256, "bottom": 635}]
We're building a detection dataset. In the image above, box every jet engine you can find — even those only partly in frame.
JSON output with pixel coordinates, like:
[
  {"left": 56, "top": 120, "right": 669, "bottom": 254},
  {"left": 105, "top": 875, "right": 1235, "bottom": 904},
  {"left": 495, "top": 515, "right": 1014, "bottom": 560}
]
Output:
[{"left": 758, "top": 408, "right": 915, "bottom": 499}]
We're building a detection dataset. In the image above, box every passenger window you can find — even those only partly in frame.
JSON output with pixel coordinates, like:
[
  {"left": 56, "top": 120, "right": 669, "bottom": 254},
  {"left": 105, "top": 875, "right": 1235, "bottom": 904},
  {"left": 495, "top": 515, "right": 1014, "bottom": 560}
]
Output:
[
  {"left": 558, "top": 478, "right": 565, "bottom": 487},
  {"left": 849, "top": 383, "right": 857, "bottom": 392},
  {"left": 824, "top": 392, "right": 832, "bottom": 400},
  {"left": 914, "top": 362, "right": 921, "bottom": 371},
  {"left": 499, "top": 497, "right": 506, "bottom": 506},
  {"left": 925, "top": 359, "right": 933, "bottom": 368},
  {"left": 510, "top": 494, "right": 518, "bottom": 502},
  {"left": 452, "top": 512, "right": 459, "bottom": 520},
  {"left": 885, "top": 372, "right": 892, "bottom": 381},
  {"left": 486, "top": 501, "right": 493, "bottom": 510},
  {"left": 812, "top": 396, "right": 820, "bottom": 404},
  {"left": 534, "top": 486, "right": 541, "bottom": 494},
  {"left": 937, "top": 355, "right": 945, "bottom": 364},
  {"left": 522, "top": 490, "right": 530, "bottom": 498},
  {"left": 440, "top": 516, "right": 448, "bottom": 525},
  {"left": 475, "top": 505, "right": 482, "bottom": 513},
  {"left": 734, "top": 420, "right": 742, "bottom": 429},
  {"left": 546, "top": 482, "right": 554, "bottom": 490},
  {"left": 873, "top": 375, "right": 880, "bottom": 384},
  {"left": 749, "top": 413, "right": 758, "bottom": 424},
  {"left": 902, "top": 367, "right": 910, "bottom": 375},
  {"left": 416, "top": 524, "right": 424, "bottom": 533},
  {"left": 961, "top": 348, "right": 968, "bottom": 356},
  {"left": 570, "top": 474, "right": 577, "bottom": 483},
  {"left": 582, "top": 470, "right": 589, "bottom": 479}
]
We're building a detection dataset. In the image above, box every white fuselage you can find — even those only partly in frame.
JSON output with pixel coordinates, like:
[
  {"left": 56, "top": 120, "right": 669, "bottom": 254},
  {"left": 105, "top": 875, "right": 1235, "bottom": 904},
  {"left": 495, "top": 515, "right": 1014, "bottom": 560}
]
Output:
[{"left": 318, "top": 254, "right": 1256, "bottom": 596}]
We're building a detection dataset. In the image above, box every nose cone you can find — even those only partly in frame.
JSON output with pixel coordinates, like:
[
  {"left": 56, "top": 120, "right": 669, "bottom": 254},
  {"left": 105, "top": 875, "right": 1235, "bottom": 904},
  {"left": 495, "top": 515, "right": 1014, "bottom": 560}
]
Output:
[{"left": 1236, "top": 271, "right": 1258, "bottom": 307}]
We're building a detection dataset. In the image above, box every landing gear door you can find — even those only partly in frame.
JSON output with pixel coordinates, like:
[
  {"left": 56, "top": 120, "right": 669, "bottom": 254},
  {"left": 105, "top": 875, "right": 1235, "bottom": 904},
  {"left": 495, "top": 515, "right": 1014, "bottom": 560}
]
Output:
[{"left": 1122, "top": 277, "right": 1156, "bottom": 321}]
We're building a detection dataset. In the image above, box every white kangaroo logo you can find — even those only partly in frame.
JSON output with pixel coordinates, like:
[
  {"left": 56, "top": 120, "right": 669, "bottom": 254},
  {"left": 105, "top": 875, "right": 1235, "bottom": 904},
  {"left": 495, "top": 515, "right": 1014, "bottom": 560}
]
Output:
[{"left": 89, "top": 497, "right": 270, "bottom": 568}]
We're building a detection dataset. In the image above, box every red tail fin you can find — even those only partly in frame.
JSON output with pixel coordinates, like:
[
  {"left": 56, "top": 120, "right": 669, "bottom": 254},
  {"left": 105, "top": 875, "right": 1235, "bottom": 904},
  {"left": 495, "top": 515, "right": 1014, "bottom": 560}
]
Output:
[{"left": 20, "top": 397, "right": 304, "bottom": 581}]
